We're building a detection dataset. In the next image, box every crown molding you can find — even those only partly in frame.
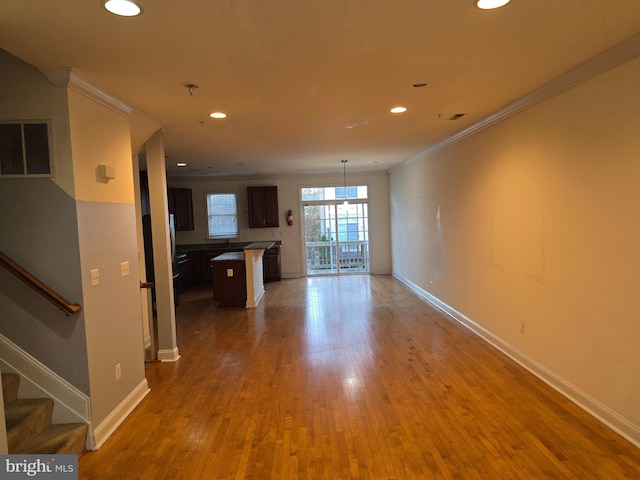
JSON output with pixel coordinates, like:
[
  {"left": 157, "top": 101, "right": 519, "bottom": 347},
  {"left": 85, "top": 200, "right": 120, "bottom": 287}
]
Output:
[
  {"left": 39, "top": 67, "right": 133, "bottom": 116},
  {"left": 390, "top": 32, "right": 640, "bottom": 174}
]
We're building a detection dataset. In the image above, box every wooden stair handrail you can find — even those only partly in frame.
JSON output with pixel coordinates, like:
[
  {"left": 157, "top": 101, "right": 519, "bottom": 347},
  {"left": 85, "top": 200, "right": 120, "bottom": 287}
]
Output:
[{"left": 0, "top": 251, "right": 82, "bottom": 316}]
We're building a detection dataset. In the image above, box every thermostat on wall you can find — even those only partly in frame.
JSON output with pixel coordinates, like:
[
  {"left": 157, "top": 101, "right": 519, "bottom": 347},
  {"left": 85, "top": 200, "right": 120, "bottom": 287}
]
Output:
[{"left": 98, "top": 164, "right": 116, "bottom": 180}]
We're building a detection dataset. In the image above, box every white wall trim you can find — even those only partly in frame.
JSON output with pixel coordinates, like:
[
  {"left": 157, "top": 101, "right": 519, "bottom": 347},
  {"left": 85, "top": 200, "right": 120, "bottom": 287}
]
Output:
[
  {"left": 157, "top": 347, "right": 180, "bottom": 362},
  {"left": 392, "top": 272, "right": 640, "bottom": 449},
  {"left": 0, "top": 333, "right": 92, "bottom": 434},
  {"left": 39, "top": 67, "right": 133, "bottom": 116},
  {"left": 390, "top": 32, "right": 640, "bottom": 175},
  {"left": 89, "top": 378, "right": 150, "bottom": 450}
]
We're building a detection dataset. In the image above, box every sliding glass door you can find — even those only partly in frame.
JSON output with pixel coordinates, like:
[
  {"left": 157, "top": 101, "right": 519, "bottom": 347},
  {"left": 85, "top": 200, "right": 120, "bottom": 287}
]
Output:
[{"left": 302, "top": 186, "right": 369, "bottom": 275}]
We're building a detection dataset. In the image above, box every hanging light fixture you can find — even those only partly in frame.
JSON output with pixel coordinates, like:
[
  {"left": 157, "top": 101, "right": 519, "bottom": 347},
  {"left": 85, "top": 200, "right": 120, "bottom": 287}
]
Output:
[{"left": 341, "top": 160, "right": 349, "bottom": 206}]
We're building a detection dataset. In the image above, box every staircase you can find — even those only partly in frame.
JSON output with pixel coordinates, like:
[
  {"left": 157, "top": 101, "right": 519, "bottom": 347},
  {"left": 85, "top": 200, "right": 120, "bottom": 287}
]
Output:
[{"left": 2, "top": 372, "right": 87, "bottom": 454}]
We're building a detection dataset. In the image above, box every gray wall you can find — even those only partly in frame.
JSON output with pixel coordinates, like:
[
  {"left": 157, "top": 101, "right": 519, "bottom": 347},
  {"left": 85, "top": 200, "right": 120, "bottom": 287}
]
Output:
[
  {"left": 0, "top": 50, "right": 90, "bottom": 393},
  {"left": 0, "top": 49, "right": 147, "bottom": 431}
]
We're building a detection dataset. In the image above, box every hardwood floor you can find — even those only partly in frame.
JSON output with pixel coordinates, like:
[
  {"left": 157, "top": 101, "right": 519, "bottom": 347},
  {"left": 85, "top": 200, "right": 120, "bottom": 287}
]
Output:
[{"left": 79, "top": 275, "right": 640, "bottom": 479}]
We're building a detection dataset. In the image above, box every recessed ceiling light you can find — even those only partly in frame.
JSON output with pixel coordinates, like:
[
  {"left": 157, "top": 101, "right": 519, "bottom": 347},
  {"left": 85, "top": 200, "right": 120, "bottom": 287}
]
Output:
[
  {"left": 177, "top": 163, "right": 187, "bottom": 167},
  {"left": 209, "top": 112, "right": 227, "bottom": 119},
  {"left": 475, "top": 0, "right": 511, "bottom": 9},
  {"left": 390, "top": 107, "right": 408, "bottom": 114},
  {"left": 103, "top": 0, "right": 143, "bottom": 17}
]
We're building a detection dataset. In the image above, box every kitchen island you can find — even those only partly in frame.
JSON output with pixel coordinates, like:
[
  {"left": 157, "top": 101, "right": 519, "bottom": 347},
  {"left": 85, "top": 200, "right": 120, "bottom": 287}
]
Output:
[
  {"left": 210, "top": 241, "right": 275, "bottom": 308},
  {"left": 210, "top": 252, "right": 247, "bottom": 308},
  {"left": 181, "top": 241, "right": 281, "bottom": 285}
]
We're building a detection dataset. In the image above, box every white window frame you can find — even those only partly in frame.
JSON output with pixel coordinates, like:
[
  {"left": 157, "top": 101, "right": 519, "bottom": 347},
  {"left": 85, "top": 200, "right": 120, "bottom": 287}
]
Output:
[
  {"left": 206, "top": 191, "right": 239, "bottom": 239},
  {"left": 300, "top": 183, "right": 370, "bottom": 275}
]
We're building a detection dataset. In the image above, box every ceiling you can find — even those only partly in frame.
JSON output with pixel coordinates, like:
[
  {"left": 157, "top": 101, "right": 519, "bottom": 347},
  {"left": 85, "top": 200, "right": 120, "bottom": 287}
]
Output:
[{"left": 2, "top": 1, "right": 640, "bottom": 178}]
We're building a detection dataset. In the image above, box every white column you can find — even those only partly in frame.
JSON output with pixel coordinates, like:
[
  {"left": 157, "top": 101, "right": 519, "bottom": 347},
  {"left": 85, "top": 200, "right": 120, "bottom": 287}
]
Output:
[
  {"left": 244, "top": 249, "right": 266, "bottom": 308},
  {"left": 145, "top": 130, "right": 179, "bottom": 362}
]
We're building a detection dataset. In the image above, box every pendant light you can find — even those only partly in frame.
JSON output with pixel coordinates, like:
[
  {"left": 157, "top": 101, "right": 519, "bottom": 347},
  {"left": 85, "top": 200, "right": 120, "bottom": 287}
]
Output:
[{"left": 341, "top": 160, "right": 349, "bottom": 206}]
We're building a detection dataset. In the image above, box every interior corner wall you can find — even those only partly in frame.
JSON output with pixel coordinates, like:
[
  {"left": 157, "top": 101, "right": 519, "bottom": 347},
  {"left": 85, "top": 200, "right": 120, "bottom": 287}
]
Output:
[
  {"left": 0, "top": 49, "right": 148, "bottom": 432},
  {"left": 0, "top": 49, "right": 90, "bottom": 393},
  {"left": 390, "top": 56, "right": 640, "bottom": 434},
  {"left": 67, "top": 90, "right": 147, "bottom": 427}
]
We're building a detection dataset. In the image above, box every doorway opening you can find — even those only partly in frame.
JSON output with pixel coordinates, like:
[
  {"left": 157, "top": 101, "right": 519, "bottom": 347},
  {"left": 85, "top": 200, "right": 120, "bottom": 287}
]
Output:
[{"left": 302, "top": 186, "right": 369, "bottom": 275}]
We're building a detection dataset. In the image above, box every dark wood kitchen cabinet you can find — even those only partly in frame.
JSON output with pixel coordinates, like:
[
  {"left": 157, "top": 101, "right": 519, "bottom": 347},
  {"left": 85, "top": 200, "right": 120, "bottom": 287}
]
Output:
[
  {"left": 262, "top": 245, "right": 281, "bottom": 282},
  {"left": 247, "top": 186, "right": 279, "bottom": 228},
  {"left": 168, "top": 188, "right": 194, "bottom": 231}
]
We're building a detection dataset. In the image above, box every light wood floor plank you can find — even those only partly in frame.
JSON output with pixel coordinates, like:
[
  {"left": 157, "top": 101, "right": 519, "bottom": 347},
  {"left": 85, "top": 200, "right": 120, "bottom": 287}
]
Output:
[{"left": 79, "top": 275, "right": 640, "bottom": 479}]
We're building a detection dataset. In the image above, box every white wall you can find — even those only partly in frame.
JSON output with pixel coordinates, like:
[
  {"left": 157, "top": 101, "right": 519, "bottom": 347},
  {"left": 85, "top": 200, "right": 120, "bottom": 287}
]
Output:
[
  {"left": 168, "top": 172, "right": 391, "bottom": 276},
  {"left": 390, "top": 55, "right": 640, "bottom": 443},
  {"left": 67, "top": 88, "right": 148, "bottom": 428}
]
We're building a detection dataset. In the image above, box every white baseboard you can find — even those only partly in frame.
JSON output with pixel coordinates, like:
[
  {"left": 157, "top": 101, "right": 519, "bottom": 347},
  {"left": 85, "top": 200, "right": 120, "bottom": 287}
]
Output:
[
  {"left": 0, "top": 334, "right": 91, "bottom": 426},
  {"left": 90, "top": 378, "right": 150, "bottom": 450},
  {"left": 248, "top": 286, "right": 265, "bottom": 308},
  {"left": 157, "top": 347, "right": 180, "bottom": 362},
  {"left": 392, "top": 273, "right": 640, "bottom": 449}
]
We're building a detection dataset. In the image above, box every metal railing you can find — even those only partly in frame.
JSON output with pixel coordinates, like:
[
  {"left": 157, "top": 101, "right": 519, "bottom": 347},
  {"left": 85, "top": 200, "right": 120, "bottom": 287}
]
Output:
[
  {"left": 306, "top": 240, "right": 369, "bottom": 274},
  {"left": 0, "top": 251, "right": 82, "bottom": 316}
]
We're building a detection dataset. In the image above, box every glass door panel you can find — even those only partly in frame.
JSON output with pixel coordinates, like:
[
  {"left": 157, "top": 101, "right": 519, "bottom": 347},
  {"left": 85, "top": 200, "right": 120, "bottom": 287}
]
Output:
[
  {"left": 304, "top": 202, "right": 369, "bottom": 275},
  {"left": 304, "top": 204, "right": 337, "bottom": 274},
  {"left": 336, "top": 202, "right": 369, "bottom": 273}
]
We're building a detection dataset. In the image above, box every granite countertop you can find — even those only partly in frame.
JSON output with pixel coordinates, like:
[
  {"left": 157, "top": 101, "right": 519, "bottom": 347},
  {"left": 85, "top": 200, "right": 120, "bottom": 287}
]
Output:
[
  {"left": 177, "top": 240, "right": 280, "bottom": 253},
  {"left": 210, "top": 252, "right": 245, "bottom": 262},
  {"left": 243, "top": 241, "right": 275, "bottom": 250}
]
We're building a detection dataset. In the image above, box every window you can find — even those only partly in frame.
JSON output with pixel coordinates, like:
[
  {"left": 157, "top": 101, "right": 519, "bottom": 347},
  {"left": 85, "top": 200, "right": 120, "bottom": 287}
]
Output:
[
  {"left": 206, "top": 193, "right": 238, "bottom": 238},
  {"left": 0, "top": 121, "right": 53, "bottom": 177},
  {"left": 335, "top": 186, "right": 358, "bottom": 201},
  {"left": 301, "top": 185, "right": 368, "bottom": 201}
]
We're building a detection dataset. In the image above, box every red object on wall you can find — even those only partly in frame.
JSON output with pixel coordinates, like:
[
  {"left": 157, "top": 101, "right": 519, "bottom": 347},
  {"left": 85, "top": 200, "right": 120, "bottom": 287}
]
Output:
[{"left": 286, "top": 210, "right": 294, "bottom": 226}]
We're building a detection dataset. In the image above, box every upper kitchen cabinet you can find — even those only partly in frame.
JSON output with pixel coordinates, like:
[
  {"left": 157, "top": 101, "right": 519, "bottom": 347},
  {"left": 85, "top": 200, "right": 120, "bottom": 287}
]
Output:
[
  {"left": 247, "top": 186, "right": 279, "bottom": 228},
  {"left": 168, "top": 188, "right": 194, "bottom": 231}
]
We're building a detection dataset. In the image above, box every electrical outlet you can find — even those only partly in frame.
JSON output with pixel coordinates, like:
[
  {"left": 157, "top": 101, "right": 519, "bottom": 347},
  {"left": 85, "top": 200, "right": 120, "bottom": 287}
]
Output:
[
  {"left": 115, "top": 363, "right": 121, "bottom": 381},
  {"left": 227, "top": 268, "right": 234, "bottom": 277},
  {"left": 520, "top": 321, "right": 526, "bottom": 334},
  {"left": 120, "top": 261, "right": 130, "bottom": 277},
  {"left": 91, "top": 268, "right": 100, "bottom": 286}
]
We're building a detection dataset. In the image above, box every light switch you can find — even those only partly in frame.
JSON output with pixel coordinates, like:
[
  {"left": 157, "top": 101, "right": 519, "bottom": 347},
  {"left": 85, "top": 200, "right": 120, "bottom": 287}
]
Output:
[{"left": 227, "top": 269, "right": 234, "bottom": 277}]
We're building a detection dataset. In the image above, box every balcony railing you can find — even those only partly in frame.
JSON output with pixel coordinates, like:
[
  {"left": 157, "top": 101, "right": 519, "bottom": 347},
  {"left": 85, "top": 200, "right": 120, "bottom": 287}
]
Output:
[{"left": 306, "top": 240, "right": 369, "bottom": 274}]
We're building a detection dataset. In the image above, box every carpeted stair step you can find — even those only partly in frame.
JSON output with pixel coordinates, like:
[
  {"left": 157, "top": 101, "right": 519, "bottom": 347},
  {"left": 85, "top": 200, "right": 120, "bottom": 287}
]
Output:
[
  {"left": 2, "top": 372, "right": 87, "bottom": 455},
  {"left": 2, "top": 372, "right": 20, "bottom": 406},
  {"left": 5, "top": 397, "right": 54, "bottom": 453},
  {"left": 12, "top": 423, "right": 88, "bottom": 455}
]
